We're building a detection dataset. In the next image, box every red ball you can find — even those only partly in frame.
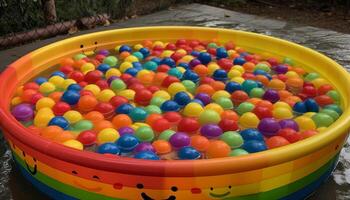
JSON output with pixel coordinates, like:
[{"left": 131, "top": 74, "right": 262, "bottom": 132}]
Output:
[
  {"left": 128, "top": 83, "right": 145, "bottom": 92},
  {"left": 242, "top": 73, "right": 255, "bottom": 80},
  {"left": 200, "top": 77, "right": 215, "bottom": 85},
  {"left": 152, "top": 118, "right": 171, "bottom": 132},
  {"left": 84, "top": 70, "right": 103, "bottom": 84},
  {"left": 176, "top": 39, "right": 187, "bottom": 46},
  {"left": 94, "top": 102, "right": 114, "bottom": 118},
  {"left": 207, "top": 48, "right": 216, "bottom": 55},
  {"left": 125, "top": 77, "right": 140, "bottom": 86},
  {"left": 151, "top": 50, "right": 162, "bottom": 57},
  {"left": 60, "top": 65, "right": 74, "bottom": 75},
  {"left": 224, "top": 41, "right": 235, "bottom": 50},
  {"left": 177, "top": 117, "right": 200, "bottom": 133},
  {"left": 300, "top": 130, "right": 318, "bottom": 139},
  {"left": 267, "top": 58, "right": 279, "bottom": 66},
  {"left": 52, "top": 102, "right": 71, "bottom": 116},
  {"left": 189, "top": 40, "right": 200, "bottom": 48},
  {"left": 31, "top": 93, "right": 44, "bottom": 105},
  {"left": 231, "top": 90, "right": 249, "bottom": 106},
  {"left": 252, "top": 106, "right": 273, "bottom": 119},
  {"left": 77, "top": 130, "right": 97, "bottom": 146},
  {"left": 165, "top": 43, "right": 177, "bottom": 50},
  {"left": 266, "top": 136, "right": 290, "bottom": 149},
  {"left": 171, "top": 52, "right": 185, "bottom": 62},
  {"left": 153, "top": 45, "right": 164, "bottom": 51},
  {"left": 110, "top": 96, "right": 128, "bottom": 108},
  {"left": 297, "top": 93, "right": 308, "bottom": 101},
  {"left": 78, "top": 81, "right": 88, "bottom": 88},
  {"left": 23, "top": 82, "right": 40, "bottom": 91},
  {"left": 318, "top": 84, "right": 333, "bottom": 95},
  {"left": 80, "top": 90, "right": 94, "bottom": 96},
  {"left": 302, "top": 86, "right": 317, "bottom": 97},
  {"left": 161, "top": 76, "right": 180, "bottom": 88},
  {"left": 244, "top": 55, "right": 254, "bottom": 62},
  {"left": 157, "top": 64, "right": 171, "bottom": 73},
  {"left": 69, "top": 71, "right": 85, "bottom": 82},
  {"left": 134, "top": 90, "right": 153, "bottom": 106},
  {"left": 314, "top": 95, "right": 334, "bottom": 107},
  {"left": 95, "top": 54, "right": 106, "bottom": 62},
  {"left": 218, "top": 119, "right": 239, "bottom": 131},
  {"left": 120, "top": 74, "right": 133, "bottom": 82},
  {"left": 277, "top": 128, "right": 301, "bottom": 143},
  {"left": 217, "top": 58, "right": 233, "bottom": 72},
  {"left": 147, "top": 85, "right": 160, "bottom": 93},
  {"left": 163, "top": 111, "right": 182, "bottom": 124},
  {"left": 95, "top": 80, "right": 109, "bottom": 90},
  {"left": 276, "top": 74, "right": 288, "bottom": 82}
]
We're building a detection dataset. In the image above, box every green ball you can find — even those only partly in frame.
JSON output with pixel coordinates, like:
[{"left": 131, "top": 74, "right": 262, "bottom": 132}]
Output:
[
  {"left": 283, "top": 57, "right": 294, "bottom": 66},
  {"left": 199, "top": 109, "right": 221, "bottom": 125},
  {"left": 236, "top": 102, "right": 255, "bottom": 115},
  {"left": 150, "top": 97, "right": 166, "bottom": 107},
  {"left": 215, "top": 97, "right": 233, "bottom": 110},
  {"left": 158, "top": 130, "right": 175, "bottom": 141},
  {"left": 145, "top": 105, "right": 162, "bottom": 114},
  {"left": 207, "top": 42, "right": 218, "bottom": 48},
  {"left": 103, "top": 56, "right": 118, "bottom": 67},
  {"left": 143, "top": 61, "right": 158, "bottom": 71},
  {"left": 220, "top": 131, "right": 244, "bottom": 148},
  {"left": 311, "top": 113, "right": 334, "bottom": 127},
  {"left": 73, "top": 53, "right": 87, "bottom": 61},
  {"left": 326, "top": 90, "right": 340, "bottom": 103},
  {"left": 320, "top": 109, "right": 339, "bottom": 121},
  {"left": 72, "top": 120, "right": 93, "bottom": 132},
  {"left": 304, "top": 72, "right": 320, "bottom": 82},
  {"left": 135, "top": 126, "right": 154, "bottom": 142},
  {"left": 254, "top": 63, "right": 271, "bottom": 73},
  {"left": 229, "top": 148, "right": 249, "bottom": 157},
  {"left": 249, "top": 88, "right": 265, "bottom": 98},
  {"left": 168, "top": 68, "right": 183, "bottom": 79},
  {"left": 182, "top": 80, "right": 196, "bottom": 94},
  {"left": 110, "top": 79, "right": 126, "bottom": 92},
  {"left": 132, "top": 52, "right": 144, "bottom": 60},
  {"left": 324, "top": 104, "right": 342, "bottom": 115}
]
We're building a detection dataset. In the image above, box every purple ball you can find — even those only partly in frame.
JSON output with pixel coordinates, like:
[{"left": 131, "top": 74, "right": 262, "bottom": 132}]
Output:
[
  {"left": 107, "top": 76, "right": 120, "bottom": 85},
  {"left": 262, "top": 89, "right": 280, "bottom": 103},
  {"left": 275, "top": 65, "right": 288, "bottom": 74},
  {"left": 98, "top": 49, "right": 110, "bottom": 56},
  {"left": 11, "top": 103, "right": 34, "bottom": 122},
  {"left": 169, "top": 132, "right": 190, "bottom": 149},
  {"left": 134, "top": 142, "right": 155, "bottom": 153},
  {"left": 118, "top": 127, "right": 135, "bottom": 136},
  {"left": 189, "top": 58, "right": 201, "bottom": 68},
  {"left": 194, "top": 93, "right": 211, "bottom": 105},
  {"left": 200, "top": 124, "right": 223, "bottom": 138},
  {"left": 279, "top": 119, "right": 299, "bottom": 131},
  {"left": 258, "top": 118, "right": 281, "bottom": 137}
]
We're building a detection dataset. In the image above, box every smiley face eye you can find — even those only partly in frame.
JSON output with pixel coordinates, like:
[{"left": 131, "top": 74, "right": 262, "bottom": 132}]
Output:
[
  {"left": 80, "top": 44, "right": 84, "bottom": 48},
  {"left": 92, "top": 175, "right": 100, "bottom": 180},
  {"left": 210, "top": 187, "right": 213, "bottom": 191},
  {"left": 72, "top": 170, "right": 78, "bottom": 175},
  {"left": 136, "top": 183, "right": 144, "bottom": 189},
  {"left": 228, "top": 185, "right": 232, "bottom": 189},
  {"left": 171, "top": 186, "right": 178, "bottom": 192},
  {"left": 94, "top": 41, "right": 98, "bottom": 45}
]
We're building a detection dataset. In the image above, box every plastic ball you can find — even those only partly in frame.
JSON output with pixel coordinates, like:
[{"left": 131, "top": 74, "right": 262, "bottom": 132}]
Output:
[
  {"left": 198, "top": 52, "right": 212, "bottom": 64},
  {"left": 72, "top": 120, "right": 94, "bottom": 132},
  {"left": 200, "top": 124, "right": 223, "bottom": 138},
  {"left": 41, "top": 125, "right": 63, "bottom": 140},
  {"left": 158, "top": 130, "right": 176, "bottom": 141},
  {"left": 173, "top": 92, "right": 191, "bottom": 106},
  {"left": 279, "top": 119, "right": 299, "bottom": 131},
  {"left": 194, "top": 93, "right": 211, "bottom": 106},
  {"left": 151, "top": 118, "right": 171, "bottom": 132},
  {"left": 266, "top": 136, "right": 290, "bottom": 149},
  {"left": 11, "top": 104, "right": 34, "bottom": 122},
  {"left": 304, "top": 98, "right": 319, "bottom": 112},
  {"left": 134, "top": 151, "right": 160, "bottom": 160},
  {"left": 97, "top": 128, "right": 120, "bottom": 144},
  {"left": 77, "top": 95, "right": 98, "bottom": 112},
  {"left": 98, "top": 143, "right": 120, "bottom": 154},
  {"left": 63, "top": 139, "right": 83, "bottom": 150},
  {"left": 242, "top": 80, "right": 258, "bottom": 93},
  {"left": 134, "top": 90, "right": 153, "bottom": 106},
  {"left": 257, "top": 118, "right": 281, "bottom": 137},
  {"left": 103, "top": 56, "right": 118, "bottom": 67},
  {"left": 77, "top": 130, "right": 97, "bottom": 146},
  {"left": 273, "top": 107, "right": 293, "bottom": 119},
  {"left": 206, "top": 140, "right": 230, "bottom": 158},
  {"left": 63, "top": 110, "right": 82, "bottom": 124},
  {"left": 320, "top": 109, "right": 339, "bottom": 121},
  {"left": 311, "top": 113, "right": 334, "bottom": 127},
  {"left": 220, "top": 131, "right": 244, "bottom": 148},
  {"left": 182, "top": 102, "right": 203, "bottom": 117},
  {"left": 229, "top": 149, "right": 249, "bottom": 156},
  {"left": 177, "top": 117, "right": 200, "bottom": 133},
  {"left": 277, "top": 128, "right": 301, "bottom": 143},
  {"left": 134, "top": 142, "right": 155, "bottom": 153},
  {"left": 178, "top": 146, "right": 201, "bottom": 160},
  {"left": 294, "top": 116, "right": 316, "bottom": 131},
  {"left": 236, "top": 102, "right": 255, "bottom": 115},
  {"left": 48, "top": 116, "right": 70, "bottom": 130},
  {"left": 213, "top": 69, "right": 228, "bottom": 82},
  {"left": 239, "top": 112, "right": 260, "bottom": 128},
  {"left": 163, "top": 112, "right": 182, "bottom": 124},
  {"left": 169, "top": 132, "right": 190, "bottom": 149},
  {"left": 61, "top": 90, "right": 80, "bottom": 105},
  {"left": 242, "top": 140, "right": 267, "bottom": 153},
  {"left": 231, "top": 90, "right": 249, "bottom": 106},
  {"left": 135, "top": 126, "right": 154, "bottom": 142},
  {"left": 262, "top": 89, "right": 280, "bottom": 103},
  {"left": 152, "top": 140, "right": 172, "bottom": 154},
  {"left": 39, "top": 82, "right": 56, "bottom": 94}
]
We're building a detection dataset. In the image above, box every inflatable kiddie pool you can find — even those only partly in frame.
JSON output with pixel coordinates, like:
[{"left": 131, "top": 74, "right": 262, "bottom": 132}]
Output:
[{"left": 1, "top": 26, "right": 350, "bottom": 200}]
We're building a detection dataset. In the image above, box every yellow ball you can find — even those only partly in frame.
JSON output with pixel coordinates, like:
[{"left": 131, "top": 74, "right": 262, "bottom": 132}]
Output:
[
  {"left": 63, "top": 139, "right": 83, "bottom": 150},
  {"left": 285, "top": 71, "right": 299, "bottom": 78},
  {"left": 119, "top": 61, "right": 133, "bottom": 73},
  {"left": 176, "top": 66, "right": 186, "bottom": 73},
  {"left": 303, "top": 112, "right": 316, "bottom": 118},
  {"left": 227, "top": 50, "right": 237, "bottom": 58},
  {"left": 294, "top": 116, "right": 316, "bottom": 131},
  {"left": 161, "top": 50, "right": 174, "bottom": 58},
  {"left": 176, "top": 49, "right": 187, "bottom": 55},
  {"left": 208, "top": 62, "right": 220, "bottom": 75},
  {"left": 34, "top": 111, "right": 54, "bottom": 128},
  {"left": 62, "top": 79, "right": 77, "bottom": 90},
  {"left": 48, "top": 76, "right": 65, "bottom": 86},
  {"left": 39, "top": 82, "right": 56, "bottom": 94},
  {"left": 105, "top": 68, "right": 121, "bottom": 79},
  {"left": 133, "top": 44, "right": 143, "bottom": 50},
  {"left": 97, "top": 89, "right": 115, "bottom": 102},
  {"left": 117, "top": 89, "right": 135, "bottom": 100},
  {"left": 239, "top": 112, "right": 260, "bottom": 129},
  {"left": 211, "top": 90, "right": 231, "bottom": 101},
  {"left": 133, "top": 122, "right": 150, "bottom": 130},
  {"left": 63, "top": 111, "right": 83, "bottom": 124},
  {"left": 115, "top": 45, "right": 121, "bottom": 52},
  {"left": 168, "top": 82, "right": 186, "bottom": 96},
  {"left": 204, "top": 103, "right": 224, "bottom": 114},
  {"left": 84, "top": 84, "right": 101, "bottom": 96},
  {"left": 153, "top": 90, "right": 171, "bottom": 100},
  {"left": 97, "top": 128, "right": 120, "bottom": 144},
  {"left": 311, "top": 78, "right": 329, "bottom": 88},
  {"left": 180, "top": 55, "right": 194, "bottom": 63},
  {"left": 136, "top": 69, "right": 151, "bottom": 78},
  {"left": 124, "top": 55, "right": 138, "bottom": 62},
  {"left": 272, "top": 107, "right": 293, "bottom": 119},
  {"left": 233, "top": 65, "right": 245, "bottom": 73},
  {"left": 36, "top": 97, "right": 55, "bottom": 110},
  {"left": 183, "top": 102, "right": 204, "bottom": 117},
  {"left": 11, "top": 97, "right": 22, "bottom": 106},
  {"left": 273, "top": 102, "right": 291, "bottom": 111},
  {"left": 228, "top": 69, "right": 242, "bottom": 78},
  {"left": 81, "top": 63, "right": 95, "bottom": 74},
  {"left": 152, "top": 41, "right": 164, "bottom": 48},
  {"left": 231, "top": 77, "right": 245, "bottom": 84}
]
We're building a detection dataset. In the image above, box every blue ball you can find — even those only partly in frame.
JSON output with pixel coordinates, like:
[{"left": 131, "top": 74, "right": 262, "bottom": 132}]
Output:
[
  {"left": 304, "top": 98, "right": 319, "bottom": 112},
  {"left": 129, "top": 107, "right": 148, "bottom": 122},
  {"left": 241, "top": 80, "right": 258, "bottom": 93},
  {"left": 213, "top": 69, "right": 228, "bottom": 82},
  {"left": 116, "top": 103, "right": 134, "bottom": 114},
  {"left": 143, "top": 61, "right": 158, "bottom": 71},
  {"left": 293, "top": 102, "right": 307, "bottom": 113},
  {"left": 134, "top": 151, "right": 160, "bottom": 160},
  {"left": 253, "top": 69, "right": 268, "bottom": 76},
  {"left": 116, "top": 134, "right": 139, "bottom": 152},
  {"left": 61, "top": 90, "right": 80, "bottom": 105},
  {"left": 233, "top": 57, "right": 246, "bottom": 65},
  {"left": 98, "top": 143, "right": 120, "bottom": 154},
  {"left": 191, "top": 51, "right": 200, "bottom": 57},
  {"left": 35, "top": 77, "right": 48, "bottom": 85},
  {"left": 67, "top": 84, "right": 81, "bottom": 91},
  {"left": 132, "top": 62, "right": 143, "bottom": 70},
  {"left": 160, "top": 57, "right": 176, "bottom": 68},
  {"left": 242, "top": 140, "right": 267, "bottom": 153},
  {"left": 151, "top": 57, "right": 161, "bottom": 65},
  {"left": 125, "top": 68, "right": 139, "bottom": 76},
  {"left": 50, "top": 71, "right": 66, "bottom": 78},
  {"left": 160, "top": 100, "right": 180, "bottom": 112},
  {"left": 198, "top": 52, "right": 212, "bottom": 64},
  {"left": 178, "top": 62, "right": 189, "bottom": 69},
  {"left": 97, "top": 64, "right": 110, "bottom": 73},
  {"left": 139, "top": 47, "right": 150, "bottom": 57},
  {"left": 48, "top": 116, "right": 69, "bottom": 130},
  {"left": 119, "top": 45, "right": 132, "bottom": 53},
  {"left": 182, "top": 70, "right": 200, "bottom": 83},
  {"left": 225, "top": 81, "right": 242, "bottom": 93},
  {"left": 178, "top": 146, "right": 200, "bottom": 160},
  {"left": 240, "top": 52, "right": 249, "bottom": 57},
  {"left": 174, "top": 92, "right": 191, "bottom": 106},
  {"left": 216, "top": 47, "right": 228, "bottom": 59},
  {"left": 240, "top": 129, "right": 264, "bottom": 141},
  {"left": 191, "top": 99, "right": 205, "bottom": 106}
]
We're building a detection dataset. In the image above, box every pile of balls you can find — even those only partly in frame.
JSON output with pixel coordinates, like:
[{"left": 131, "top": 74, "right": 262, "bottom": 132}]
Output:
[{"left": 10, "top": 39, "right": 342, "bottom": 160}]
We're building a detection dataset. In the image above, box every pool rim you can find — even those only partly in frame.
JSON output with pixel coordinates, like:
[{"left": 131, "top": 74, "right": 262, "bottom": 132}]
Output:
[{"left": 1, "top": 26, "right": 350, "bottom": 177}]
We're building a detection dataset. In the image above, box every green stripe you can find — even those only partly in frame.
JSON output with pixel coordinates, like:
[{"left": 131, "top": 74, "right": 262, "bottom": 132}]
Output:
[
  {"left": 224, "top": 155, "right": 337, "bottom": 200},
  {"left": 13, "top": 153, "right": 124, "bottom": 200}
]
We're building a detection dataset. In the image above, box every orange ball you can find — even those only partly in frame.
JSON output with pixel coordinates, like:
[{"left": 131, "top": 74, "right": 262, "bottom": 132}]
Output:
[
  {"left": 278, "top": 90, "right": 293, "bottom": 100},
  {"left": 41, "top": 126, "right": 63, "bottom": 140},
  {"left": 247, "top": 97, "right": 262, "bottom": 105},
  {"left": 73, "top": 59, "right": 87, "bottom": 69},
  {"left": 243, "top": 62, "right": 255, "bottom": 72},
  {"left": 221, "top": 110, "right": 239, "bottom": 121},
  {"left": 286, "top": 77, "right": 304, "bottom": 88},
  {"left": 93, "top": 120, "right": 114, "bottom": 132},
  {"left": 153, "top": 72, "right": 168, "bottom": 86},
  {"left": 78, "top": 95, "right": 98, "bottom": 112},
  {"left": 119, "top": 51, "right": 130, "bottom": 59},
  {"left": 196, "top": 84, "right": 215, "bottom": 96},
  {"left": 49, "top": 91, "right": 63, "bottom": 103},
  {"left": 143, "top": 40, "right": 153, "bottom": 48},
  {"left": 255, "top": 75, "right": 269, "bottom": 86},
  {"left": 291, "top": 67, "right": 306, "bottom": 75},
  {"left": 266, "top": 136, "right": 290, "bottom": 149},
  {"left": 268, "top": 79, "right": 286, "bottom": 90},
  {"left": 193, "top": 64, "right": 209, "bottom": 77},
  {"left": 152, "top": 140, "right": 172, "bottom": 154},
  {"left": 84, "top": 111, "right": 105, "bottom": 122},
  {"left": 60, "top": 58, "right": 74, "bottom": 67},
  {"left": 283, "top": 96, "right": 302, "bottom": 107},
  {"left": 145, "top": 113, "right": 163, "bottom": 127},
  {"left": 21, "top": 89, "right": 37, "bottom": 103},
  {"left": 210, "top": 81, "right": 225, "bottom": 91},
  {"left": 53, "top": 130, "right": 75, "bottom": 143},
  {"left": 112, "top": 114, "right": 132, "bottom": 129},
  {"left": 256, "top": 100, "right": 273, "bottom": 110},
  {"left": 191, "top": 135, "right": 210, "bottom": 152},
  {"left": 300, "top": 130, "right": 318, "bottom": 139},
  {"left": 138, "top": 72, "right": 154, "bottom": 86},
  {"left": 206, "top": 140, "right": 230, "bottom": 158}
]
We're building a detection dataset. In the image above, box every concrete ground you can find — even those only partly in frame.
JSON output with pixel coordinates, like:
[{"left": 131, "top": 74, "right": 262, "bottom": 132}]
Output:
[{"left": 1, "top": 3, "right": 350, "bottom": 200}]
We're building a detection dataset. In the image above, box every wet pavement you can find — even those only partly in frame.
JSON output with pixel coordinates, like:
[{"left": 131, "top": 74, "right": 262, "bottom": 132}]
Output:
[{"left": 1, "top": 3, "right": 350, "bottom": 200}]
